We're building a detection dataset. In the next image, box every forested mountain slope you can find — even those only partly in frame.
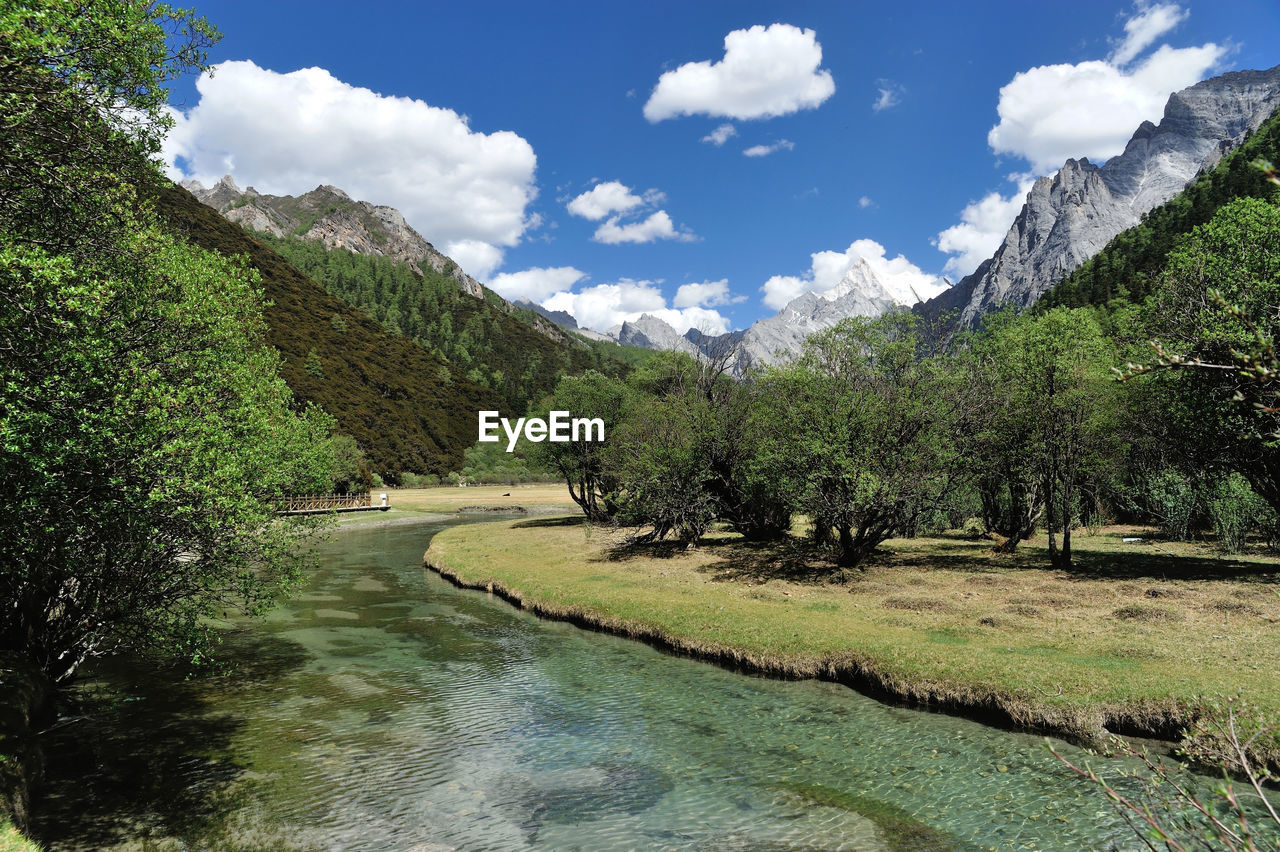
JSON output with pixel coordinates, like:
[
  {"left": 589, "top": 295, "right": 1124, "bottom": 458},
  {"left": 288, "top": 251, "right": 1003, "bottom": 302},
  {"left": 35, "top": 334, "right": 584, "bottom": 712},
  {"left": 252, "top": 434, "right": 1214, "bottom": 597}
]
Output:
[
  {"left": 155, "top": 183, "right": 501, "bottom": 479},
  {"left": 259, "top": 234, "right": 645, "bottom": 414},
  {"left": 1040, "top": 105, "right": 1280, "bottom": 310}
]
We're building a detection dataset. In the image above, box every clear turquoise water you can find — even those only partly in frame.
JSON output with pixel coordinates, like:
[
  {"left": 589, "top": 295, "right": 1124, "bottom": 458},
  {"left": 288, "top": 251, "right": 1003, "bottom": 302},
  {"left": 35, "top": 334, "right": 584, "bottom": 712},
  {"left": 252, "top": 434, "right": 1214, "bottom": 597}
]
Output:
[{"left": 36, "top": 519, "right": 1154, "bottom": 850}]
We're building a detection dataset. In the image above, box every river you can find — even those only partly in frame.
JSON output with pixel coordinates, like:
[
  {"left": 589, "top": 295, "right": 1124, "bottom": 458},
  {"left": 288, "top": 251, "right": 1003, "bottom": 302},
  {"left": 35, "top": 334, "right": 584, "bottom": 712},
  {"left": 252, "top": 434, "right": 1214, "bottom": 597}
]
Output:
[{"left": 33, "top": 517, "right": 1152, "bottom": 850}]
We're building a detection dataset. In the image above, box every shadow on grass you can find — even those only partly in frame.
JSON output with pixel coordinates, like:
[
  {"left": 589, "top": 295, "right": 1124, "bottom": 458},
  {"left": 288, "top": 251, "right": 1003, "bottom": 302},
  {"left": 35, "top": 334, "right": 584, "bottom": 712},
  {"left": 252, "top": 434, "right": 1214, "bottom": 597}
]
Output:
[
  {"left": 32, "top": 630, "right": 309, "bottom": 850},
  {"left": 885, "top": 533, "right": 1280, "bottom": 583},
  {"left": 604, "top": 526, "right": 1280, "bottom": 587},
  {"left": 1049, "top": 547, "right": 1280, "bottom": 583},
  {"left": 512, "top": 515, "right": 586, "bottom": 529}
]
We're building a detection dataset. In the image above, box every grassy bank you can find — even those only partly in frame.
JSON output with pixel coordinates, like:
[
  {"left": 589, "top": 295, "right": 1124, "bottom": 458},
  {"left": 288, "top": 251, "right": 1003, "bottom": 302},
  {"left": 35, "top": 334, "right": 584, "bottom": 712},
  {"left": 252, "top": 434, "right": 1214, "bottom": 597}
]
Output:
[
  {"left": 0, "top": 822, "right": 39, "bottom": 852},
  {"left": 425, "top": 517, "right": 1280, "bottom": 750},
  {"left": 387, "top": 484, "right": 576, "bottom": 514}
]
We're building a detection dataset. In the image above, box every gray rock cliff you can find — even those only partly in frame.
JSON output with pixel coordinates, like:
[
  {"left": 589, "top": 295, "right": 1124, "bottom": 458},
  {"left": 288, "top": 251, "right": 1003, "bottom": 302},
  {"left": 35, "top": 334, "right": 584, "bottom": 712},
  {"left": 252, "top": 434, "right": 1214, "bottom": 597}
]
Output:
[{"left": 920, "top": 64, "right": 1280, "bottom": 330}]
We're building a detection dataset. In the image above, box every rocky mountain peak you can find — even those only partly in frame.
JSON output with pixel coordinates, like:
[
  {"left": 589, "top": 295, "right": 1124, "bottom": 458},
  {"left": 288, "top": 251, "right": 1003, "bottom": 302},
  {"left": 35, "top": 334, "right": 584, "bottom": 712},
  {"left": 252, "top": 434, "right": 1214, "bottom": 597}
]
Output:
[
  {"left": 617, "top": 314, "right": 700, "bottom": 355},
  {"left": 919, "top": 63, "right": 1280, "bottom": 331},
  {"left": 183, "top": 176, "right": 487, "bottom": 299},
  {"left": 181, "top": 177, "right": 575, "bottom": 345}
]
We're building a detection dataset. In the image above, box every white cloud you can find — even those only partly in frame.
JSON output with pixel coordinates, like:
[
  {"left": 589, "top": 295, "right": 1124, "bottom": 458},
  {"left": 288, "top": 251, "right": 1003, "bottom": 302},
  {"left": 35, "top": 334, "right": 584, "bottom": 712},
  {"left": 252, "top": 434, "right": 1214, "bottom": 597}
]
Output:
[
  {"left": 542, "top": 279, "right": 729, "bottom": 335},
  {"left": 987, "top": 4, "right": 1225, "bottom": 173},
  {"left": 934, "top": 175, "right": 1037, "bottom": 278},
  {"left": 743, "top": 139, "right": 795, "bottom": 158},
  {"left": 488, "top": 266, "right": 586, "bottom": 303},
  {"left": 1111, "top": 2, "right": 1188, "bottom": 66},
  {"left": 702, "top": 123, "right": 737, "bottom": 146},
  {"left": 872, "top": 80, "right": 903, "bottom": 112},
  {"left": 593, "top": 210, "right": 695, "bottom": 245},
  {"left": 443, "top": 240, "right": 506, "bottom": 282},
  {"left": 762, "top": 239, "right": 944, "bottom": 310},
  {"left": 674, "top": 279, "right": 744, "bottom": 308},
  {"left": 566, "top": 180, "right": 693, "bottom": 245},
  {"left": 643, "top": 23, "right": 835, "bottom": 122},
  {"left": 163, "top": 60, "right": 537, "bottom": 277},
  {"left": 858, "top": 196, "right": 875, "bottom": 209},
  {"left": 566, "top": 181, "right": 651, "bottom": 221}
]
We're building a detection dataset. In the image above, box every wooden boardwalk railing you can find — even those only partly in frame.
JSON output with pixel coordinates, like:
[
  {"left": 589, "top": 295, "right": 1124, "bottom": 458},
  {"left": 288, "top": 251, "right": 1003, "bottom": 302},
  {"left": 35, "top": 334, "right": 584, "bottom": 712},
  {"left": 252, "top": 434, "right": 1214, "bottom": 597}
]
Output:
[{"left": 278, "top": 492, "right": 389, "bottom": 514}]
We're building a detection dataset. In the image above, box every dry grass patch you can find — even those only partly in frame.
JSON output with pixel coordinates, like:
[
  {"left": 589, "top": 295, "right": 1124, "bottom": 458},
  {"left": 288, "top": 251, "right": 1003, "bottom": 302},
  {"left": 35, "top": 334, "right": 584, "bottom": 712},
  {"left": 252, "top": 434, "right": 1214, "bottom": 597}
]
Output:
[
  {"left": 386, "top": 484, "right": 576, "bottom": 514},
  {"left": 425, "top": 519, "right": 1280, "bottom": 746}
]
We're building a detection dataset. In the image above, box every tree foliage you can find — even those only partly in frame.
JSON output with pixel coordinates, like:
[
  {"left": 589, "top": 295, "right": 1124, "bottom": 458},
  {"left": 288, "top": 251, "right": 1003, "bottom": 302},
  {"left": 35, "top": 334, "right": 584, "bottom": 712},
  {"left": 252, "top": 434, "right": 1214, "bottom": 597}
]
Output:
[
  {"left": 0, "top": 0, "right": 342, "bottom": 681},
  {"left": 1132, "top": 197, "right": 1280, "bottom": 514},
  {"left": 755, "top": 314, "right": 962, "bottom": 568},
  {"left": 260, "top": 233, "right": 649, "bottom": 415}
]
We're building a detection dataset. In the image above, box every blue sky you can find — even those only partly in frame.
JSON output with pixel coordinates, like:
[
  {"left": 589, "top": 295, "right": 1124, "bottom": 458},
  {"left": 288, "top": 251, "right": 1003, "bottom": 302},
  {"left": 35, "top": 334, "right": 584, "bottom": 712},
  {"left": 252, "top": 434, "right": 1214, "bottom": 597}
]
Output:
[{"left": 164, "top": 1, "right": 1280, "bottom": 334}]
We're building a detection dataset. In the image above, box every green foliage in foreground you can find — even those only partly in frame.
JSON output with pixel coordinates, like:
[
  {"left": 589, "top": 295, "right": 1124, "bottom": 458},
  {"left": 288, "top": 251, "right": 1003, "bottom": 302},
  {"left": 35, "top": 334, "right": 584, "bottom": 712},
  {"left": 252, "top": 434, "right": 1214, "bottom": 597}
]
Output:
[
  {"left": 0, "top": 227, "right": 338, "bottom": 682},
  {"left": 0, "top": 0, "right": 343, "bottom": 682}
]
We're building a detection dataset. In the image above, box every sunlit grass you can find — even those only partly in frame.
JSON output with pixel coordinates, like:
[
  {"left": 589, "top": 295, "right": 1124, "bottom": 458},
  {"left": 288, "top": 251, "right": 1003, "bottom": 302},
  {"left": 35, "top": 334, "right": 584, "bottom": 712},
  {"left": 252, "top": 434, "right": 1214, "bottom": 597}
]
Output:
[
  {"left": 0, "top": 820, "right": 40, "bottom": 852},
  {"left": 387, "top": 484, "right": 576, "bottom": 514}
]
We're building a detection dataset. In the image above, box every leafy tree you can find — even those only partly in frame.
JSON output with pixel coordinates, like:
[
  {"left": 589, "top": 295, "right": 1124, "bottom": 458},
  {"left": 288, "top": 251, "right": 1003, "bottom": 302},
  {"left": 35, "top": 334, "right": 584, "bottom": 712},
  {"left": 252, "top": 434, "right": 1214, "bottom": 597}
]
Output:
[
  {"left": 532, "top": 371, "right": 634, "bottom": 521},
  {"left": 0, "top": 0, "right": 338, "bottom": 682},
  {"left": 1019, "top": 309, "right": 1121, "bottom": 568},
  {"left": 972, "top": 308, "right": 1120, "bottom": 568},
  {"left": 0, "top": 232, "right": 337, "bottom": 681},
  {"left": 304, "top": 346, "right": 325, "bottom": 378},
  {"left": 756, "top": 313, "right": 962, "bottom": 569},
  {"left": 0, "top": 0, "right": 218, "bottom": 255},
  {"left": 1130, "top": 197, "right": 1280, "bottom": 514},
  {"left": 608, "top": 396, "right": 718, "bottom": 547},
  {"left": 621, "top": 346, "right": 791, "bottom": 543},
  {"left": 961, "top": 309, "right": 1120, "bottom": 563},
  {"left": 958, "top": 310, "right": 1050, "bottom": 550}
]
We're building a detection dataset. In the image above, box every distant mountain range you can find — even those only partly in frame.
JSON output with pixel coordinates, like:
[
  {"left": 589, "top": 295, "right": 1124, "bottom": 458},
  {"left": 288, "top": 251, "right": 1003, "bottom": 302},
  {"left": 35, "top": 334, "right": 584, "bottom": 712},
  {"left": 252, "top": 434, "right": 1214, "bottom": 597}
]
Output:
[
  {"left": 184, "top": 63, "right": 1280, "bottom": 380},
  {"left": 594, "top": 63, "right": 1280, "bottom": 366}
]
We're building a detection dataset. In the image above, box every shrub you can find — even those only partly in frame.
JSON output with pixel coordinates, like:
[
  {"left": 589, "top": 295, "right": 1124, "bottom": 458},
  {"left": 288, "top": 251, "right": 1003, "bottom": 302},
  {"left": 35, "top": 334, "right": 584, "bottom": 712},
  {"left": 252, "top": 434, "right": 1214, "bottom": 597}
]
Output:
[{"left": 1207, "top": 474, "right": 1266, "bottom": 554}]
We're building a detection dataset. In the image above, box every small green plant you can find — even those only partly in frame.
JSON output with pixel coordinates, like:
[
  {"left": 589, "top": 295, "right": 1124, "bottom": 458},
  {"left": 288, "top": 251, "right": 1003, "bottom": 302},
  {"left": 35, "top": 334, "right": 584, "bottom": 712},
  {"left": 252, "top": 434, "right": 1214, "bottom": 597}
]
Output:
[
  {"left": 1208, "top": 474, "right": 1266, "bottom": 554},
  {"left": 304, "top": 347, "right": 325, "bottom": 379}
]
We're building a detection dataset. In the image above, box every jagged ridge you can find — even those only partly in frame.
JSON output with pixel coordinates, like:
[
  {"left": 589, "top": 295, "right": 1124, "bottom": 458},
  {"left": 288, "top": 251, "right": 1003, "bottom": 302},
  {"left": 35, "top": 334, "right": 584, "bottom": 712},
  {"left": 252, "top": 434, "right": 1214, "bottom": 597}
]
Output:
[{"left": 919, "top": 65, "right": 1280, "bottom": 330}]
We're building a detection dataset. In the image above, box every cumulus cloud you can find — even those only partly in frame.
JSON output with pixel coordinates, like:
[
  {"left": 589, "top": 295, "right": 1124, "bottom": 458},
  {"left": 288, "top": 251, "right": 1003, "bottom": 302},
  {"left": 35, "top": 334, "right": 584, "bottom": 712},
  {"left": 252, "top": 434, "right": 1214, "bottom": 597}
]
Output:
[
  {"left": 674, "top": 279, "right": 744, "bottom": 308},
  {"left": 702, "top": 123, "right": 738, "bottom": 146},
  {"left": 163, "top": 60, "right": 537, "bottom": 279},
  {"left": 1111, "top": 2, "right": 1188, "bottom": 66},
  {"left": 488, "top": 266, "right": 586, "bottom": 303},
  {"left": 762, "top": 239, "right": 944, "bottom": 310},
  {"left": 593, "top": 210, "right": 695, "bottom": 244},
  {"left": 987, "top": 3, "right": 1225, "bottom": 173},
  {"left": 934, "top": 175, "right": 1037, "bottom": 278},
  {"left": 542, "top": 280, "right": 729, "bottom": 335},
  {"left": 858, "top": 196, "right": 875, "bottom": 209},
  {"left": 743, "top": 139, "right": 795, "bottom": 158},
  {"left": 564, "top": 180, "right": 692, "bottom": 244},
  {"left": 566, "top": 181, "right": 652, "bottom": 220},
  {"left": 643, "top": 23, "right": 835, "bottom": 122},
  {"left": 872, "top": 80, "right": 904, "bottom": 112}
]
